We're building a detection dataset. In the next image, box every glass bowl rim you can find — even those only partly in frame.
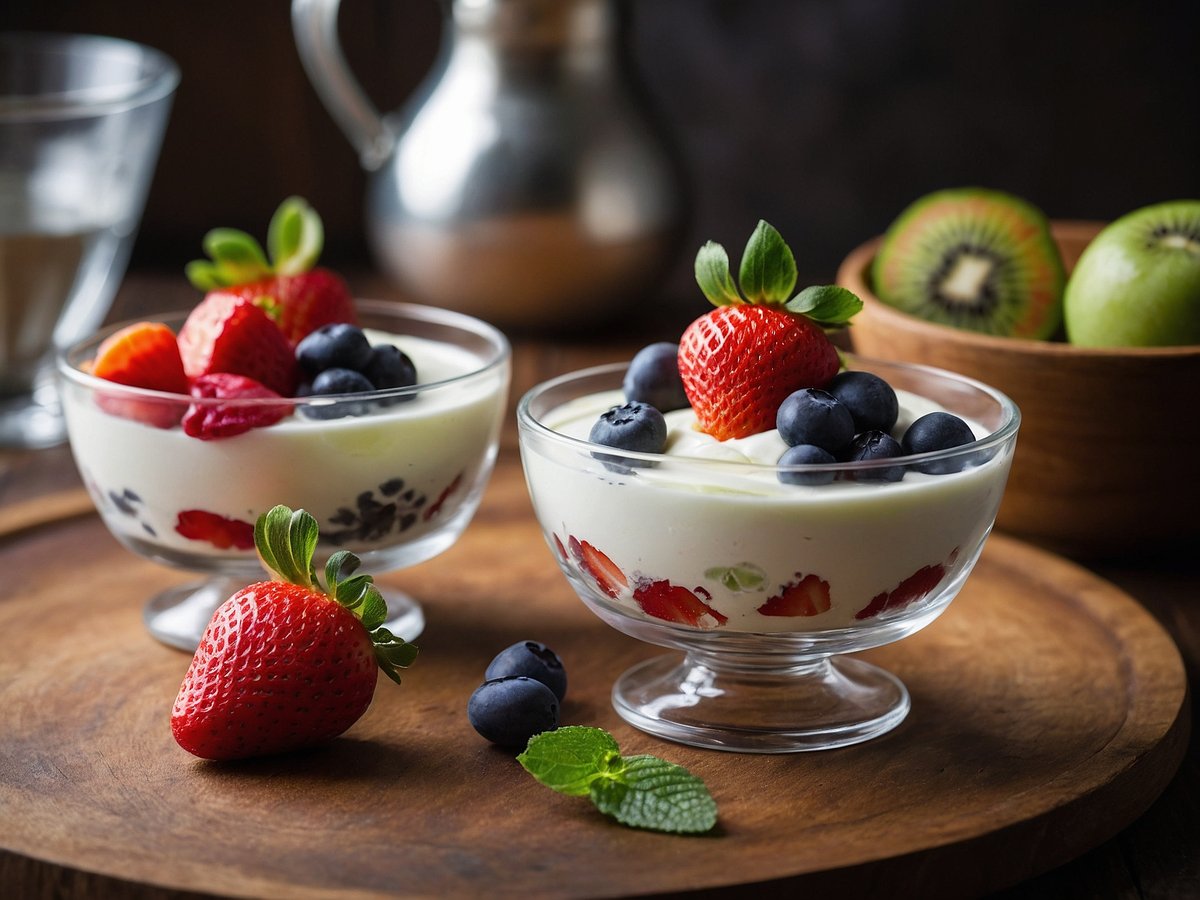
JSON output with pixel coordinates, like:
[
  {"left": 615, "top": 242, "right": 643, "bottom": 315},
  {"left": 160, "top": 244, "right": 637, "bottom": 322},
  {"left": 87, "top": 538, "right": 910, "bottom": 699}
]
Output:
[
  {"left": 56, "top": 298, "right": 512, "bottom": 408},
  {"left": 516, "top": 355, "right": 1021, "bottom": 477}
]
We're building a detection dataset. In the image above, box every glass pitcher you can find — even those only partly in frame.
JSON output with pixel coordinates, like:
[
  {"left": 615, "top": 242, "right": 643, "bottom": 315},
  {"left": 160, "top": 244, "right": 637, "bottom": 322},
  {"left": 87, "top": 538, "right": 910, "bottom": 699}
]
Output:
[{"left": 292, "top": 0, "right": 688, "bottom": 330}]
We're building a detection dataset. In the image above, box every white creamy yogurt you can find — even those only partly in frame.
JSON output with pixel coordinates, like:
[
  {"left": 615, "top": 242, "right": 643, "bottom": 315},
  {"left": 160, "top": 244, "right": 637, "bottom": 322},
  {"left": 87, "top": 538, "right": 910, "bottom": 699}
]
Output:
[
  {"left": 521, "top": 381, "right": 1014, "bottom": 634},
  {"left": 63, "top": 330, "right": 508, "bottom": 571}
]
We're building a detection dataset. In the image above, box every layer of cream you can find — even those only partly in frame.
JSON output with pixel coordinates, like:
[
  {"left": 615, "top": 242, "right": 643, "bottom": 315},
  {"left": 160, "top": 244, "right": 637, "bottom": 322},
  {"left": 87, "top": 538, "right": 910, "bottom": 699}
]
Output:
[
  {"left": 522, "top": 386, "right": 1012, "bottom": 633},
  {"left": 63, "top": 331, "right": 507, "bottom": 569}
]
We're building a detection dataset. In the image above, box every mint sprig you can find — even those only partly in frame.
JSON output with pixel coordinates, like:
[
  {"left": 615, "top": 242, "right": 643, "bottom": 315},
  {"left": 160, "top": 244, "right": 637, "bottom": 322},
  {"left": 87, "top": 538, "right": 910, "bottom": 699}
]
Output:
[
  {"left": 517, "top": 726, "right": 718, "bottom": 834},
  {"left": 254, "top": 505, "right": 418, "bottom": 684},
  {"left": 694, "top": 219, "right": 863, "bottom": 327}
]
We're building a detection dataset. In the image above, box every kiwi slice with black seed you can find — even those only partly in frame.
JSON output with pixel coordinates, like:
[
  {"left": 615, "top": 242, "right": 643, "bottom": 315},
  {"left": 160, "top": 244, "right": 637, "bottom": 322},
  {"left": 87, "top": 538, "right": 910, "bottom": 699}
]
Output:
[{"left": 871, "top": 187, "right": 1065, "bottom": 339}]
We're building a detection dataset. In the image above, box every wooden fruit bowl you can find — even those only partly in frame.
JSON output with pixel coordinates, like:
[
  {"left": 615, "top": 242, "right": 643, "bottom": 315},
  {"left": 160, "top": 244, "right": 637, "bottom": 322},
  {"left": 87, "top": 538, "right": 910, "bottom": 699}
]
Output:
[{"left": 837, "top": 221, "right": 1200, "bottom": 560}]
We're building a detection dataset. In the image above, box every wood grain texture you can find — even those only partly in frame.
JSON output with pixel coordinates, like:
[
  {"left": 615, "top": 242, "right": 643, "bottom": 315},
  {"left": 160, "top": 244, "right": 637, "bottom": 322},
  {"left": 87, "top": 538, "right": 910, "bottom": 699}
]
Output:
[
  {"left": 836, "top": 223, "right": 1200, "bottom": 560},
  {"left": 0, "top": 461, "right": 1188, "bottom": 900}
]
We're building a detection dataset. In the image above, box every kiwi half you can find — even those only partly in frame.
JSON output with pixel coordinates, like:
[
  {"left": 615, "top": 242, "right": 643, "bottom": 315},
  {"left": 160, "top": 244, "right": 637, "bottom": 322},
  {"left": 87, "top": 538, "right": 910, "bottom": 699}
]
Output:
[{"left": 871, "top": 188, "right": 1065, "bottom": 339}]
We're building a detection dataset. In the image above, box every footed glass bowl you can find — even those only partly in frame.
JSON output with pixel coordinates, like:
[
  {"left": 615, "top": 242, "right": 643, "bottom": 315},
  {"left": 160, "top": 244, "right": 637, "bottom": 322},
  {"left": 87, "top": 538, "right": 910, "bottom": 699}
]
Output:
[
  {"left": 517, "top": 357, "right": 1019, "bottom": 753},
  {"left": 58, "top": 299, "right": 510, "bottom": 651}
]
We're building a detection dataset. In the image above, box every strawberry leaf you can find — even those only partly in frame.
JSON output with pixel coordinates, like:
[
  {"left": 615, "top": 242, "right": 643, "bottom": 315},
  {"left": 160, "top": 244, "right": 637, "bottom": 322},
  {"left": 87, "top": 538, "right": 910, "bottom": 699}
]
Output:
[
  {"left": 785, "top": 284, "right": 863, "bottom": 327},
  {"left": 268, "top": 196, "right": 324, "bottom": 277},
  {"left": 371, "top": 625, "right": 419, "bottom": 684},
  {"left": 694, "top": 241, "right": 743, "bottom": 307},
  {"left": 739, "top": 220, "right": 797, "bottom": 304},
  {"left": 199, "top": 228, "right": 273, "bottom": 287},
  {"left": 255, "top": 505, "right": 318, "bottom": 590}
]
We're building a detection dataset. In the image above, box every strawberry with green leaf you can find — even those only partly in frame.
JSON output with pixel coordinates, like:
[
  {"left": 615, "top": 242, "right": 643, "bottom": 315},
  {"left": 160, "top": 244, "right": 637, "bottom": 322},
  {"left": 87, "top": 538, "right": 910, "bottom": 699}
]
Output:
[
  {"left": 171, "top": 505, "right": 418, "bottom": 761},
  {"left": 185, "top": 196, "right": 357, "bottom": 345},
  {"left": 679, "top": 221, "right": 862, "bottom": 440}
]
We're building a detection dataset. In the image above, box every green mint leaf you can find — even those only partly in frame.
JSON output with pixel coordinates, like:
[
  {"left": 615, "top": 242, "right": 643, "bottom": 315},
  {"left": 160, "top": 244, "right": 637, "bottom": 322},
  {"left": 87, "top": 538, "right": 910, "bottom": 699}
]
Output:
[
  {"left": 590, "top": 754, "right": 718, "bottom": 834},
  {"left": 518, "top": 726, "right": 622, "bottom": 797},
  {"left": 693, "top": 241, "right": 743, "bottom": 307},
  {"left": 518, "top": 727, "right": 718, "bottom": 834},
  {"left": 785, "top": 284, "right": 863, "bottom": 327},
  {"left": 268, "top": 196, "right": 323, "bottom": 276},
  {"left": 738, "top": 220, "right": 797, "bottom": 304}
]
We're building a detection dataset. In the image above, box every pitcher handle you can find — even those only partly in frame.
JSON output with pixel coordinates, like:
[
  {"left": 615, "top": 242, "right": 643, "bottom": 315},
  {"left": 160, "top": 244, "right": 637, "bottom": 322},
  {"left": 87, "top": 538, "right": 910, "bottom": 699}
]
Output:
[{"left": 291, "top": 0, "right": 395, "bottom": 170}]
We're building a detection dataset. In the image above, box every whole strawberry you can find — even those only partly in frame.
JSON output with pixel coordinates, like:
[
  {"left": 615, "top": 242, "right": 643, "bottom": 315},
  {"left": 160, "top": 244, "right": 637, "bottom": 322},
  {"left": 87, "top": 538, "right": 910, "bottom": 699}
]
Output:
[
  {"left": 184, "top": 196, "right": 358, "bottom": 344},
  {"left": 171, "top": 505, "right": 418, "bottom": 761},
  {"left": 678, "top": 221, "right": 861, "bottom": 440}
]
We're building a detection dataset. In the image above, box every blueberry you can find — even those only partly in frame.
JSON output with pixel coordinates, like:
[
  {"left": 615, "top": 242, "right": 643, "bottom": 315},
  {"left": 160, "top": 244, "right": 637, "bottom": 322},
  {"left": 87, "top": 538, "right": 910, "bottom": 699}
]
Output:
[
  {"left": 902, "top": 412, "right": 976, "bottom": 474},
  {"left": 310, "top": 367, "right": 375, "bottom": 395},
  {"left": 589, "top": 402, "right": 667, "bottom": 463},
  {"left": 623, "top": 342, "right": 689, "bottom": 413},
  {"left": 299, "top": 368, "right": 375, "bottom": 420},
  {"left": 468, "top": 676, "right": 560, "bottom": 747},
  {"left": 777, "top": 443, "right": 838, "bottom": 486},
  {"left": 484, "top": 640, "right": 567, "bottom": 701},
  {"left": 776, "top": 388, "right": 856, "bottom": 452},
  {"left": 845, "top": 430, "right": 905, "bottom": 482},
  {"left": 363, "top": 344, "right": 418, "bottom": 406},
  {"left": 825, "top": 370, "right": 899, "bottom": 434},
  {"left": 296, "top": 323, "right": 373, "bottom": 375}
]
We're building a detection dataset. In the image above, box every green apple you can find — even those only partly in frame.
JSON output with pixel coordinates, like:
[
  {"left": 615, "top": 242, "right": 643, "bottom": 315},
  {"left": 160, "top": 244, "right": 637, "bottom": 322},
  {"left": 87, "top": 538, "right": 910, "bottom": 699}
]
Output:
[{"left": 1064, "top": 200, "right": 1200, "bottom": 347}]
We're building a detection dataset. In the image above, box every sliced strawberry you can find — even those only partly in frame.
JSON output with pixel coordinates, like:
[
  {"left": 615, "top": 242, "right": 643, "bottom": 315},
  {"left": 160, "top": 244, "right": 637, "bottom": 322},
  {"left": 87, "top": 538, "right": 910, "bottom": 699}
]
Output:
[
  {"left": 175, "top": 509, "right": 256, "bottom": 550},
  {"left": 182, "top": 373, "right": 292, "bottom": 440},
  {"left": 633, "top": 580, "right": 727, "bottom": 628},
  {"left": 177, "top": 292, "right": 299, "bottom": 396},
  {"left": 90, "top": 322, "right": 189, "bottom": 428},
  {"left": 568, "top": 536, "right": 628, "bottom": 598},
  {"left": 92, "top": 321, "right": 189, "bottom": 392},
  {"left": 854, "top": 563, "right": 947, "bottom": 620},
  {"left": 757, "top": 572, "right": 832, "bottom": 617}
]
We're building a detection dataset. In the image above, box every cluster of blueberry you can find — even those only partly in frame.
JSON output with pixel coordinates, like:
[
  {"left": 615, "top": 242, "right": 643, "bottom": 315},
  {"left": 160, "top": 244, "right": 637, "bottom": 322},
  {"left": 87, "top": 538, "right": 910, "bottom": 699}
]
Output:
[
  {"left": 590, "top": 342, "right": 978, "bottom": 484},
  {"left": 775, "top": 371, "right": 974, "bottom": 484},
  {"left": 295, "top": 323, "right": 418, "bottom": 418},
  {"left": 467, "top": 641, "right": 567, "bottom": 747}
]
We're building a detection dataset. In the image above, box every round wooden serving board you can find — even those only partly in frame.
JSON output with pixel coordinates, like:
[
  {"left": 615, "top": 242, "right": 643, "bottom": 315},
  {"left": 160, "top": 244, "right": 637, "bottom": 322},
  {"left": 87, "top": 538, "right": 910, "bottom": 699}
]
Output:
[{"left": 0, "top": 461, "right": 1189, "bottom": 899}]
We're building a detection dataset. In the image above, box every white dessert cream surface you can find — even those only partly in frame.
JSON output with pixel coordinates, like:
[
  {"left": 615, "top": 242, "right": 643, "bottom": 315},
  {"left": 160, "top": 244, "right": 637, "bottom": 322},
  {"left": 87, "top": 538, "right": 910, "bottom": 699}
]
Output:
[
  {"left": 64, "top": 330, "right": 507, "bottom": 568},
  {"left": 523, "top": 386, "right": 1013, "bottom": 633}
]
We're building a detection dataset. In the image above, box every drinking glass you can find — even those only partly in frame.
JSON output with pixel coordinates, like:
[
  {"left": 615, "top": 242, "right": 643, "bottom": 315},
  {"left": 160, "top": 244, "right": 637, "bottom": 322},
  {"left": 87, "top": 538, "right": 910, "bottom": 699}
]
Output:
[{"left": 0, "top": 32, "right": 178, "bottom": 448}]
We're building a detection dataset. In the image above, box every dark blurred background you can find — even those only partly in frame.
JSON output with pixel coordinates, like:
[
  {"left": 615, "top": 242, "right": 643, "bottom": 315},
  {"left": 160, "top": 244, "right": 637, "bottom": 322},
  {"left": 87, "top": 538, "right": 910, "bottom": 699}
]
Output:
[{"left": 3, "top": 0, "right": 1198, "bottom": 317}]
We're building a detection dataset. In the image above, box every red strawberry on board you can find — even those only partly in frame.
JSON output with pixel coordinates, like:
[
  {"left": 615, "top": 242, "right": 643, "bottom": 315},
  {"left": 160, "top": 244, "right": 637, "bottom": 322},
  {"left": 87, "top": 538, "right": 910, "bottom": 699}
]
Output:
[
  {"left": 757, "top": 572, "right": 832, "bottom": 617},
  {"left": 633, "top": 579, "right": 728, "bottom": 628},
  {"left": 177, "top": 292, "right": 299, "bottom": 396},
  {"left": 181, "top": 373, "right": 292, "bottom": 440},
  {"left": 90, "top": 321, "right": 189, "bottom": 428},
  {"left": 185, "top": 196, "right": 357, "bottom": 344},
  {"left": 171, "top": 505, "right": 418, "bottom": 760},
  {"left": 679, "top": 221, "right": 862, "bottom": 440}
]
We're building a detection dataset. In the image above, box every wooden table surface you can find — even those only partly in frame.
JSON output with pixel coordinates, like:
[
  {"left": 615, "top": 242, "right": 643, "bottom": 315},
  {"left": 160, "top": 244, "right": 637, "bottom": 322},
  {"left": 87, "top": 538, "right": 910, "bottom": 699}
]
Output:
[{"left": 1, "top": 273, "right": 1197, "bottom": 899}]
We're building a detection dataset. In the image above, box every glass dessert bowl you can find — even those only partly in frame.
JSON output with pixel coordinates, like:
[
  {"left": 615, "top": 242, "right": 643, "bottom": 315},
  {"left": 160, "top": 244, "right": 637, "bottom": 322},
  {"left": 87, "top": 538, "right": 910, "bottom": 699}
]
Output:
[
  {"left": 517, "top": 356, "right": 1019, "bottom": 753},
  {"left": 58, "top": 299, "right": 510, "bottom": 651}
]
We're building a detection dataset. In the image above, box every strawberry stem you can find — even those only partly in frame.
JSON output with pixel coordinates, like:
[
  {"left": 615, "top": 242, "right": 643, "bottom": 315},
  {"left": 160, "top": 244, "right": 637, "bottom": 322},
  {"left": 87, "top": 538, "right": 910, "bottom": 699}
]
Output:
[
  {"left": 186, "top": 197, "right": 325, "bottom": 290},
  {"left": 253, "top": 505, "right": 419, "bottom": 683}
]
